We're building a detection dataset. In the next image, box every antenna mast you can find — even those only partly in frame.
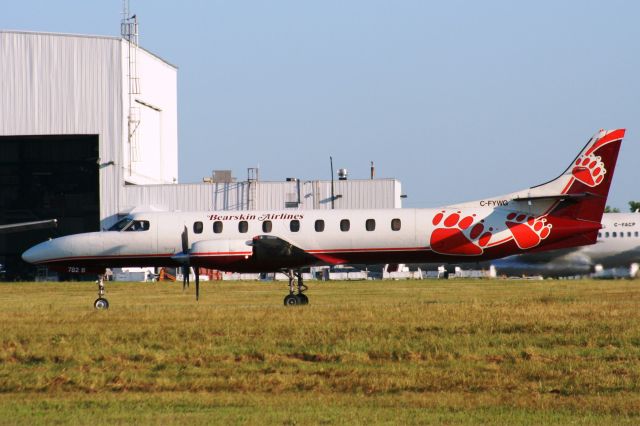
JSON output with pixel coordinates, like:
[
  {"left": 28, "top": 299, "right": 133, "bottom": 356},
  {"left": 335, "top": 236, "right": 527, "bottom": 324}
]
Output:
[{"left": 121, "top": 0, "right": 141, "bottom": 177}]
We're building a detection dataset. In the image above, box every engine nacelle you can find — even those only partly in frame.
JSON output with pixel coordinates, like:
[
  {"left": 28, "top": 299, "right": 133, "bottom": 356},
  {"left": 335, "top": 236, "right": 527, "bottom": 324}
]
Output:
[{"left": 189, "top": 239, "right": 253, "bottom": 269}]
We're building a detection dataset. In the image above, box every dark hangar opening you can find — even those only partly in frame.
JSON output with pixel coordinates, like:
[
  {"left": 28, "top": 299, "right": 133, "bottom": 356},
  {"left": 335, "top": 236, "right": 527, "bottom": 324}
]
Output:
[{"left": 0, "top": 135, "right": 100, "bottom": 280}]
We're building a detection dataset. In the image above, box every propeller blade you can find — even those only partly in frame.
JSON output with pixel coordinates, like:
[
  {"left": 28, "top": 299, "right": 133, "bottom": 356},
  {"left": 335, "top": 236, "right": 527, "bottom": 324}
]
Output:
[
  {"left": 195, "top": 267, "right": 200, "bottom": 301},
  {"left": 181, "top": 226, "right": 189, "bottom": 254},
  {"left": 182, "top": 265, "right": 189, "bottom": 290},
  {"left": 180, "top": 226, "right": 190, "bottom": 290}
]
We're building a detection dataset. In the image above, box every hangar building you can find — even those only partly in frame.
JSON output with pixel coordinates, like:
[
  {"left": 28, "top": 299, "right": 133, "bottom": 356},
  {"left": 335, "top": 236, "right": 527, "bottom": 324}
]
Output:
[
  {"left": 0, "top": 30, "right": 178, "bottom": 277},
  {"left": 0, "top": 30, "right": 401, "bottom": 279}
]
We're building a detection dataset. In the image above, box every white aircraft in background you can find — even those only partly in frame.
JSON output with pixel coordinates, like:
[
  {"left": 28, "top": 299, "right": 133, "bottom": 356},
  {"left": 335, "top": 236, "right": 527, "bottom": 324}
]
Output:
[
  {"left": 23, "top": 129, "right": 625, "bottom": 309},
  {"left": 489, "top": 212, "right": 640, "bottom": 277}
]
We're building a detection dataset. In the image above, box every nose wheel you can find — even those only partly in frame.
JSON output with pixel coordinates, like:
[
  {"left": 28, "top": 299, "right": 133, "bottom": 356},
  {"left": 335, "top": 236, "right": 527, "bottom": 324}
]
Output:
[
  {"left": 94, "top": 297, "right": 109, "bottom": 310},
  {"left": 94, "top": 274, "right": 109, "bottom": 310},
  {"left": 283, "top": 270, "right": 309, "bottom": 306}
]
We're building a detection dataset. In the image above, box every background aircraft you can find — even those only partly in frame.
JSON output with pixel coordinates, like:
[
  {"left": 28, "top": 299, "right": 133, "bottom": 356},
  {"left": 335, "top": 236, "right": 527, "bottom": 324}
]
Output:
[
  {"left": 22, "top": 129, "right": 625, "bottom": 308},
  {"left": 490, "top": 212, "right": 640, "bottom": 277}
]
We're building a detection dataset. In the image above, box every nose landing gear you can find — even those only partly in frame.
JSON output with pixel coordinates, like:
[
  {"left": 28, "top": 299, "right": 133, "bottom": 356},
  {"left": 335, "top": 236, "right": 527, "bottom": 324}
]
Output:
[
  {"left": 283, "top": 269, "right": 309, "bottom": 306},
  {"left": 93, "top": 274, "right": 109, "bottom": 310}
]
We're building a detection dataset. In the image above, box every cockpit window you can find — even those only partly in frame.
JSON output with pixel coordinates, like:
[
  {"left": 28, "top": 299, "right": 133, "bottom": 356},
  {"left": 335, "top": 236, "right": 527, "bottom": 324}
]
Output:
[
  {"left": 108, "top": 217, "right": 133, "bottom": 231},
  {"left": 108, "top": 218, "right": 150, "bottom": 232},
  {"left": 126, "top": 220, "right": 150, "bottom": 232}
]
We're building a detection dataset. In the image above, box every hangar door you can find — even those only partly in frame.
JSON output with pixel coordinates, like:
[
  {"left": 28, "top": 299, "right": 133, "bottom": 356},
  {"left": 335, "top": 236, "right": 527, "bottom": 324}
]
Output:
[{"left": 0, "top": 135, "right": 100, "bottom": 280}]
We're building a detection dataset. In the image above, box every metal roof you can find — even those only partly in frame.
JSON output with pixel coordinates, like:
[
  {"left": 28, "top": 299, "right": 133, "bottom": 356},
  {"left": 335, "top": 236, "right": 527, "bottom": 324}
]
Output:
[{"left": 0, "top": 30, "right": 177, "bottom": 69}]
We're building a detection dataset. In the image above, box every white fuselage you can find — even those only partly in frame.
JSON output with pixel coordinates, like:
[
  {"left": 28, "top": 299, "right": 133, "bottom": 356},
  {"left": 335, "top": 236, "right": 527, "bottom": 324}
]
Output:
[
  {"left": 588, "top": 213, "right": 640, "bottom": 265},
  {"left": 20, "top": 128, "right": 626, "bottom": 276},
  {"left": 22, "top": 202, "right": 597, "bottom": 274}
]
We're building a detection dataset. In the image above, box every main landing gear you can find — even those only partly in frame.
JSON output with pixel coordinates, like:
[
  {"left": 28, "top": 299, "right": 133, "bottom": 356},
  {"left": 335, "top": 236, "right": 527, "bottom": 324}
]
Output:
[
  {"left": 94, "top": 274, "right": 109, "bottom": 310},
  {"left": 283, "top": 269, "right": 309, "bottom": 306}
]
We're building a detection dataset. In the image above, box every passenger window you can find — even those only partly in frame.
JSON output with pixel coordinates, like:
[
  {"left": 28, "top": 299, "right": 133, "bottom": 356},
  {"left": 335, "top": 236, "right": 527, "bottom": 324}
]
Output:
[
  {"left": 262, "top": 220, "right": 272, "bottom": 233},
  {"left": 605, "top": 232, "right": 610, "bottom": 238},
  {"left": 621, "top": 232, "right": 625, "bottom": 238},
  {"left": 391, "top": 218, "right": 401, "bottom": 231},
  {"left": 315, "top": 219, "right": 325, "bottom": 232},
  {"left": 636, "top": 232, "right": 639, "bottom": 237},
  {"left": 290, "top": 220, "right": 300, "bottom": 232},
  {"left": 213, "top": 221, "right": 223, "bottom": 234},
  {"left": 239, "top": 221, "right": 248, "bottom": 233},
  {"left": 193, "top": 221, "right": 203, "bottom": 234},
  {"left": 366, "top": 219, "right": 376, "bottom": 231},
  {"left": 598, "top": 232, "right": 602, "bottom": 238},
  {"left": 628, "top": 232, "right": 632, "bottom": 237},
  {"left": 613, "top": 232, "right": 617, "bottom": 237},
  {"left": 340, "top": 219, "right": 350, "bottom": 232}
]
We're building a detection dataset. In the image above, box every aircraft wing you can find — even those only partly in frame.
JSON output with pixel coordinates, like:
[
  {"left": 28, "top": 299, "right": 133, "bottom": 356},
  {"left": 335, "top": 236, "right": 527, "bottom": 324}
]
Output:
[
  {"left": 0, "top": 219, "right": 58, "bottom": 234},
  {"left": 251, "top": 235, "right": 345, "bottom": 267}
]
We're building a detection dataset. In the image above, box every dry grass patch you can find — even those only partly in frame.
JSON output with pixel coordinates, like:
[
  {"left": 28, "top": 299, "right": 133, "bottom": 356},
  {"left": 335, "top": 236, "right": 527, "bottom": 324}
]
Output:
[{"left": 0, "top": 278, "right": 639, "bottom": 424}]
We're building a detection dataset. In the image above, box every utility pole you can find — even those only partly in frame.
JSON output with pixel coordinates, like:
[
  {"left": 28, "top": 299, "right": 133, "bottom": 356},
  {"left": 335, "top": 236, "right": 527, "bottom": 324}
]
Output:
[{"left": 330, "top": 156, "right": 335, "bottom": 209}]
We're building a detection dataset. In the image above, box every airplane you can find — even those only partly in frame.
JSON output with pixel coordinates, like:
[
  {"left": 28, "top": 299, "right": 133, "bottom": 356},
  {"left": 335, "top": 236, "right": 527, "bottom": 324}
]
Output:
[
  {"left": 0, "top": 219, "right": 57, "bottom": 234},
  {"left": 489, "top": 212, "right": 640, "bottom": 277},
  {"left": 22, "top": 128, "right": 626, "bottom": 309}
]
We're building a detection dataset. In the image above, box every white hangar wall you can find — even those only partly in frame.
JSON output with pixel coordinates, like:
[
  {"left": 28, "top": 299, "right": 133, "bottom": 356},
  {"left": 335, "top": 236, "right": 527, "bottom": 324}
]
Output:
[
  {"left": 120, "top": 179, "right": 402, "bottom": 213},
  {"left": 0, "top": 31, "right": 123, "bottom": 223},
  {"left": 120, "top": 40, "right": 178, "bottom": 186},
  {"left": 0, "top": 30, "right": 178, "bottom": 224}
]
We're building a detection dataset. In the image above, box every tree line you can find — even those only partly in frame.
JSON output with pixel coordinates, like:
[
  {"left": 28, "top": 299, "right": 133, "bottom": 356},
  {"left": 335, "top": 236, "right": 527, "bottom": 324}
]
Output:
[{"left": 604, "top": 201, "right": 640, "bottom": 213}]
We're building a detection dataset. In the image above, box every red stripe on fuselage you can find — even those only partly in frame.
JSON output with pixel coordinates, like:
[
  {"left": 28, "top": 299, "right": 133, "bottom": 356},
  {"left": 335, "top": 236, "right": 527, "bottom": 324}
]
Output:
[
  {"left": 34, "top": 252, "right": 176, "bottom": 264},
  {"left": 191, "top": 251, "right": 253, "bottom": 256},
  {"left": 307, "top": 246, "right": 427, "bottom": 254},
  {"left": 35, "top": 247, "right": 429, "bottom": 265}
]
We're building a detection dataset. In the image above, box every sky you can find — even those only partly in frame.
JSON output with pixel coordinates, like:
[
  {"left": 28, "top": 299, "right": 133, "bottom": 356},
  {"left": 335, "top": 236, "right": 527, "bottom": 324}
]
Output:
[{"left": 2, "top": 1, "right": 639, "bottom": 210}]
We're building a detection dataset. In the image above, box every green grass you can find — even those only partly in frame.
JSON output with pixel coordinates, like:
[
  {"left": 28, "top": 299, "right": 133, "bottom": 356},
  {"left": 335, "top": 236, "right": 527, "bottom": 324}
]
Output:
[{"left": 1, "top": 278, "right": 639, "bottom": 424}]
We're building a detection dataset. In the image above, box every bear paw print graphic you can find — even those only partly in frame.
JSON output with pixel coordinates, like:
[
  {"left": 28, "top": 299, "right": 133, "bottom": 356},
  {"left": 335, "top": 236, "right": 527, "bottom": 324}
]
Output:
[
  {"left": 505, "top": 213, "right": 552, "bottom": 250},
  {"left": 572, "top": 154, "right": 606, "bottom": 187},
  {"left": 430, "top": 211, "right": 493, "bottom": 255}
]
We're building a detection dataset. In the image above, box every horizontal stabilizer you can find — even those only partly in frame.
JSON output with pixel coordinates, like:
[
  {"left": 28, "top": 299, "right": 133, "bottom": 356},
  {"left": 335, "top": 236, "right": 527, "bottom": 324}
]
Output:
[
  {"left": 511, "top": 192, "right": 597, "bottom": 202},
  {"left": 512, "top": 192, "right": 601, "bottom": 206}
]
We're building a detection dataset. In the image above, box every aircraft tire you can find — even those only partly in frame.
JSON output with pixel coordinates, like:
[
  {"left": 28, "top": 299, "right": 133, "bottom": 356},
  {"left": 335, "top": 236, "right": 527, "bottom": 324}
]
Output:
[
  {"left": 284, "top": 294, "right": 299, "bottom": 306},
  {"left": 94, "top": 297, "right": 109, "bottom": 310},
  {"left": 297, "top": 294, "right": 309, "bottom": 305}
]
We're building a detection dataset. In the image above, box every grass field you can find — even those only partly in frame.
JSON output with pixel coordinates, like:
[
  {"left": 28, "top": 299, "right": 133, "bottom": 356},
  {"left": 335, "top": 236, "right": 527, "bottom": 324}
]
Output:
[{"left": 1, "top": 278, "right": 639, "bottom": 425}]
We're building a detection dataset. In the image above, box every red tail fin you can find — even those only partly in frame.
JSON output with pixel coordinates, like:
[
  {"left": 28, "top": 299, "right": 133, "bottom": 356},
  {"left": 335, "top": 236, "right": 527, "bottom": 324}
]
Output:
[
  {"left": 530, "top": 129, "right": 625, "bottom": 222},
  {"left": 559, "top": 129, "right": 624, "bottom": 222}
]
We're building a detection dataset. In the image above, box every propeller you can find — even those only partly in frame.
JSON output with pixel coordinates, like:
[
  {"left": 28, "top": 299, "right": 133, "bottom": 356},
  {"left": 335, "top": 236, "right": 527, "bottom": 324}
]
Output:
[
  {"left": 195, "top": 267, "right": 200, "bottom": 301},
  {"left": 173, "top": 226, "right": 200, "bottom": 301},
  {"left": 181, "top": 226, "right": 190, "bottom": 290}
]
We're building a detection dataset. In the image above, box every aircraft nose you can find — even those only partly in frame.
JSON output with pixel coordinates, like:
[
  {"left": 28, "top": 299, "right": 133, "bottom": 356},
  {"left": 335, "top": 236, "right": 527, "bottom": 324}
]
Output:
[{"left": 22, "top": 240, "right": 56, "bottom": 264}]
